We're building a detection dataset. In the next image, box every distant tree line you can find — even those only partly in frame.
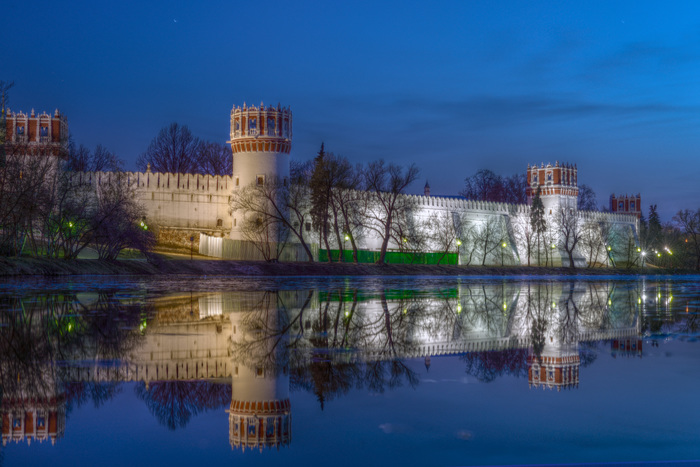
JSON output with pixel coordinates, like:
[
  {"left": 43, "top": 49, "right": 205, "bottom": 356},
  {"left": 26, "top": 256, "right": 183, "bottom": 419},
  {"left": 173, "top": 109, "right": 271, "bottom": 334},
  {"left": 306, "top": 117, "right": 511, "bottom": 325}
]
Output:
[{"left": 635, "top": 205, "right": 700, "bottom": 270}]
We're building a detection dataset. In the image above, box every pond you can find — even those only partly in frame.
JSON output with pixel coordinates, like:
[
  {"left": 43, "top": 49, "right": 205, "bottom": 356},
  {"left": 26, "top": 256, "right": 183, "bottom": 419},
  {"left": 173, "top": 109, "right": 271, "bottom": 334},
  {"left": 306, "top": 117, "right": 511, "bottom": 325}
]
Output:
[{"left": 1, "top": 275, "right": 700, "bottom": 466}]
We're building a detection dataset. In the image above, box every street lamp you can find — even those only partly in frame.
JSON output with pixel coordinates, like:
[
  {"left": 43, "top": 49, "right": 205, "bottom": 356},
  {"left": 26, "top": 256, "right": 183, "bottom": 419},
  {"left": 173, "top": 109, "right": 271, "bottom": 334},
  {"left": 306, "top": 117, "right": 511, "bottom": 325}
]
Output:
[
  {"left": 501, "top": 241, "right": 507, "bottom": 266},
  {"left": 641, "top": 251, "right": 646, "bottom": 268},
  {"left": 456, "top": 239, "right": 462, "bottom": 266},
  {"left": 343, "top": 233, "right": 350, "bottom": 262}
]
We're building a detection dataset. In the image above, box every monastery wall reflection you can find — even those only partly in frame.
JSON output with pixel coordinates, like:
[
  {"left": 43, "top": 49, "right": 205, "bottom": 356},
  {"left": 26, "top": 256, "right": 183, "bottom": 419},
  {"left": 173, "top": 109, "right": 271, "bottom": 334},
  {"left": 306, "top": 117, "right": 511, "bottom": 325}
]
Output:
[{"left": 1, "top": 280, "right": 681, "bottom": 452}]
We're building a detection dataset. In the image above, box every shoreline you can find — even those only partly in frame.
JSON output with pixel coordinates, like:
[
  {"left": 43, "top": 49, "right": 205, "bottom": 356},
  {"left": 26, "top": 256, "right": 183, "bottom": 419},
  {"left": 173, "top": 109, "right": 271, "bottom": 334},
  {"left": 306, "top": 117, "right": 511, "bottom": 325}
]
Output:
[{"left": 0, "top": 257, "right": 697, "bottom": 277}]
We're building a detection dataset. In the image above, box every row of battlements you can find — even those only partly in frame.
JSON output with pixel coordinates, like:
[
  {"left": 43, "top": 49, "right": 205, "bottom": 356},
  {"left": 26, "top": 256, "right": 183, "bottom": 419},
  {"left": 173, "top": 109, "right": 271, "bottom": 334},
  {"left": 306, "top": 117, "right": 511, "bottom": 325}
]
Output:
[
  {"left": 231, "top": 102, "right": 291, "bottom": 113},
  {"left": 578, "top": 209, "right": 638, "bottom": 224},
  {"left": 406, "top": 193, "right": 531, "bottom": 213},
  {"left": 72, "top": 171, "right": 233, "bottom": 193},
  {"left": 411, "top": 193, "right": 637, "bottom": 223}
]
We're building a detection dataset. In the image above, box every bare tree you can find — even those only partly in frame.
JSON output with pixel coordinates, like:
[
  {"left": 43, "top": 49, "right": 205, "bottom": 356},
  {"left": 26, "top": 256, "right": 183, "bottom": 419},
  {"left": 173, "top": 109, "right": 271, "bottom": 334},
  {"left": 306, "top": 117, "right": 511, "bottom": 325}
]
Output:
[
  {"left": 0, "top": 80, "right": 14, "bottom": 167},
  {"left": 512, "top": 214, "right": 535, "bottom": 266},
  {"left": 460, "top": 169, "right": 527, "bottom": 204},
  {"left": 198, "top": 142, "right": 232, "bottom": 176},
  {"left": 230, "top": 162, "right": 315, "bottom": 261},
  {"left": 136, "top": 123, "right": 202, "bottom": 174},
  {"left": 0, "top": 147, "right": 58, "bottom": 256},
  {"left": 579, "top": 219, "right": 606, "bottom": 267},
  {"left": 333, "top": 184, "right": 365, "bottom": 263},
  {"left": 503, "top": 173, "right": 528, "bottom": 204},
  {"left": 460, "top": 169, "right": 502, "bottom": 201},
  {"left": 392, "top": 209, "right": 430, "bottom": 264},
  {"left": 64, "top": 143, "right": 123, "bottom": 172},
  {"left": 555, "top": 206, "right": 582, "bottom": 269},
  {"left": 362, "top": 160, "right": 420, "bottom": 264},
  {"left": 674, "top": 209, "right": 700, "bottom": 270},
  {"left": 458, "top": 222, "right": 480, "bottom": 266},
  {"left": 91, "top": 173, "right": 155, "bottom": 260},
  {"left": 473, "top": 216, "right": 504, "bottom": 266},
  {"left": 238, "top": 213, "right": 288, "bottom": 261},
  {"left": 310, "top": 149, "right": 361, "bottom": 262},
  {"left": 429, "top": 210, "right": 463, "bottom": 264},
  {"left": 577, "top": 184, "right": 598, "bottom": 211}
]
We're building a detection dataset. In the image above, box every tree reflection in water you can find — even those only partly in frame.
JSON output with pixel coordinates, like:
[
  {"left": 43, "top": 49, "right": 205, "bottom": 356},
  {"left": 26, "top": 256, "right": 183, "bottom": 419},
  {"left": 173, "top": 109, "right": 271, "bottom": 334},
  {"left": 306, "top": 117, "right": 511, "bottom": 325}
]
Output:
[
  {"left": 135, "top": 381, "right": 231, "bottom": 430},
  {"left": 4, "top": 279, "right": 694, "bottom": 452},
  {"left": 0, "top": 291, "right": 148, "bottom": 447},
  {"left": 462, "top": 349, "right": 529, "bottom": 383}
]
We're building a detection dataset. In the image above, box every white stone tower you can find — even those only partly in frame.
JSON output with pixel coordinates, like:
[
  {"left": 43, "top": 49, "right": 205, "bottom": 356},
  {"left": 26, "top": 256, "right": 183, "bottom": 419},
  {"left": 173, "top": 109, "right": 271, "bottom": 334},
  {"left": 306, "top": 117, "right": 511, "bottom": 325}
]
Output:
[
  {"left": 228, "top": 306, "right": 291, "bottom": 452},
  {"left": 228, "top": 102, "right": 292, "bottom": 240}
]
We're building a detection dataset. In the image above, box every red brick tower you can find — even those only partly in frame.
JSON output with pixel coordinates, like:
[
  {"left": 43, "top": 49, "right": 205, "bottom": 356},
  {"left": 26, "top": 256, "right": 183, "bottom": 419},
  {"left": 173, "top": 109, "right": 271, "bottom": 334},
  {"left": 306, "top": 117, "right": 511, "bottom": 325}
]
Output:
[
  {"left": 4, "top": 108, "right": 68, "bottom": 158},
  {"left": 610, "top": 194, "right": 642, "bottom": 219},
  {"left": 526, "top": 161, "right": 579, "bottom": 213}
]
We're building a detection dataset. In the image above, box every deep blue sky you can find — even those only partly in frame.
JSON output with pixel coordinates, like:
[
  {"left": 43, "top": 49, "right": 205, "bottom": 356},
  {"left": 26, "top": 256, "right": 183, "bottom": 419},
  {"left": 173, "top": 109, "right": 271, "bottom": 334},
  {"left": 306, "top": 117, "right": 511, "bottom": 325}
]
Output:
[{"left": 5, "top": 0, "right": 700, "bottom": 220}]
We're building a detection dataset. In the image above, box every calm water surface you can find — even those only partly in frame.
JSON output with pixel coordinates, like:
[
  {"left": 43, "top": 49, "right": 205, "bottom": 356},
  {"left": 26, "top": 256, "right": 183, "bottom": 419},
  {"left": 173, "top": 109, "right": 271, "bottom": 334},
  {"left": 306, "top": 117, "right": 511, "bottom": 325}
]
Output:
[{"left": 1, "top": 275, "right": 700, "bottom": 466}]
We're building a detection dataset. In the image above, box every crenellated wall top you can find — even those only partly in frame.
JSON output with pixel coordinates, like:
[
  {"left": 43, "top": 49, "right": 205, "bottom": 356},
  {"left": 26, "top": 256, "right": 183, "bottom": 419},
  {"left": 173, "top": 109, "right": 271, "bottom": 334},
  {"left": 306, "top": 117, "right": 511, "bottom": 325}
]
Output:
[
  {"left": 71, "top": 170, "right": 233, "bottom": 194},
  {"left": 578, "top": 209, "right": 638, "bottom": 224},
  {"left": 406, "top": 192, "right": 531, "bottom": 214}
]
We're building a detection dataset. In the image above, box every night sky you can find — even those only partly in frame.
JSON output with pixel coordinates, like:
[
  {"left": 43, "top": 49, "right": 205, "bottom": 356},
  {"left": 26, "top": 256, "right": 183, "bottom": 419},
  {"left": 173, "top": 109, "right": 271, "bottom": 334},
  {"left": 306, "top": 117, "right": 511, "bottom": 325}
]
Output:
[{"left": 5, "top": 0, "right": 700, "bottom": 220}]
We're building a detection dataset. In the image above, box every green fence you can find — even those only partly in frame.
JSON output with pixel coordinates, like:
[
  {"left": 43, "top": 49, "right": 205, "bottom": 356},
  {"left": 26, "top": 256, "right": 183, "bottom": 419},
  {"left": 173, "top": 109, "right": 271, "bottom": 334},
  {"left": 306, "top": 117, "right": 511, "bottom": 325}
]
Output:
[{"left": 319, "top": 248, "right": 457, "bottom": 265}]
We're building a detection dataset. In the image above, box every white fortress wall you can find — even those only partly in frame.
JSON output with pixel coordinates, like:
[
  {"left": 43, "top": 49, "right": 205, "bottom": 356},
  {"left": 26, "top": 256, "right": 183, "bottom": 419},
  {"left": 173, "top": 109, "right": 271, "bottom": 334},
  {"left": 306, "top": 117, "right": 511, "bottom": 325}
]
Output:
[
  {"left": 340, "top": 191, "right": 640, "bottom": 266},
  {"left": 73, "top": 170, "right": 233, "bottom": 233}
]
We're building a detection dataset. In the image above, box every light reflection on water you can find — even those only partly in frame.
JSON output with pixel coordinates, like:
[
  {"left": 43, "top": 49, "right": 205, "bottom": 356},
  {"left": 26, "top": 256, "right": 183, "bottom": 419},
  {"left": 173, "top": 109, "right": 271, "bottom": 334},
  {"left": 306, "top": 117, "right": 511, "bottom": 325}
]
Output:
[{"left": 1, "top": 276, "right": 699, "bottom": 466}]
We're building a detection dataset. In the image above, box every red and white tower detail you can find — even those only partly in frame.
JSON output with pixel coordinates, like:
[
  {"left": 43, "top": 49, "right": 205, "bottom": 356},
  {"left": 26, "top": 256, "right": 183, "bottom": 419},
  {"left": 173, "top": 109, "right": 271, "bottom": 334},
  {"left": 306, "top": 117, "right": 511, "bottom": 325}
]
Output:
[
  {"left": 4, "top": 108, "right": 68, "bottom": 159},
  {"left": 526, "top": 161, "right": 578, "bottom": 213},
  {"left": 228, "top": 310, "right": 291, "bottom": 451},
  {"left": 228, "top": 102, "right": 292, "bottom": 240}
]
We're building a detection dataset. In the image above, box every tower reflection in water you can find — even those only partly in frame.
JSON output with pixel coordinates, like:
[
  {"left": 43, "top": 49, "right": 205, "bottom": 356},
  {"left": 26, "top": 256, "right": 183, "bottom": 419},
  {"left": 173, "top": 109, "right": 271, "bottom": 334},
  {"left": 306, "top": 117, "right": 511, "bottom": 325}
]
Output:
[{"left": 0, "top": 280, "right": 673, "bottom": 451}]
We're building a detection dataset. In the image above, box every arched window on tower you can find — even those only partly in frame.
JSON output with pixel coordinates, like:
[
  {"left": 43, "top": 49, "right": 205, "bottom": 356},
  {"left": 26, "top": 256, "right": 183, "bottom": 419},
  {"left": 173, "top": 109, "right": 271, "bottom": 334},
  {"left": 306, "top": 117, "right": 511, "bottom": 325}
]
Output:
[
  {"left": 267, "top": 117, "right": 275, "bottom": 136},
  {"left": 216, "top": 219, "right": 223, "bottom": 227}
]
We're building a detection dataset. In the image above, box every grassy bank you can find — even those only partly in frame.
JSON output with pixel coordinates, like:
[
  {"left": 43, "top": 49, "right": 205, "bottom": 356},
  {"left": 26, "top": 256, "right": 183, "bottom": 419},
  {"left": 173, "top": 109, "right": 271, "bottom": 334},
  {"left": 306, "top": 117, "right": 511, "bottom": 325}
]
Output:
[{"left": 0, "top": 256, "right": 697, "bottom": 277}]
